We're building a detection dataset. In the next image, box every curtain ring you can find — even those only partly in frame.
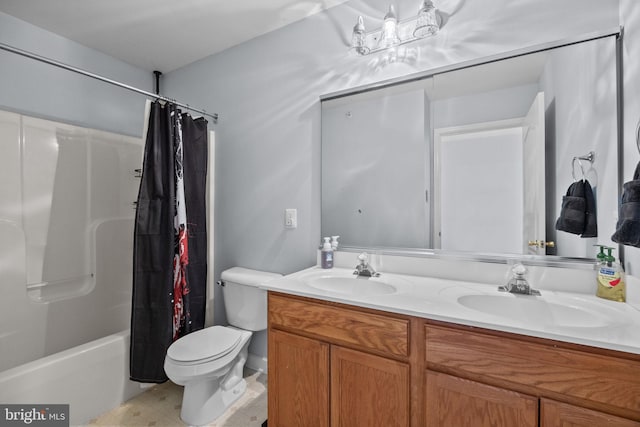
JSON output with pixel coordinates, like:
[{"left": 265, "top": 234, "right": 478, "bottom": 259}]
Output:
[{"left": 572, "top": 157, "right": 585, "bottom": 181}]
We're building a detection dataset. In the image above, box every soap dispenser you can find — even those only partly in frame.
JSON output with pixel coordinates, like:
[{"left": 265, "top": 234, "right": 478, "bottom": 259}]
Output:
[
  {"left": 321, "top": 237, "right": 334, "bottom": 269},
  {"left": 595, "top": 246, "right": 626, "bottom": 302},
  {"left": 331, "top": 236, "right": 340, "bottom": 250}
]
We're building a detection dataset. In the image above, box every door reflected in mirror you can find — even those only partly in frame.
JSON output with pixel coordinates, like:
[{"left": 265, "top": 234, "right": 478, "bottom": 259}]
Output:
[{"left": 321, "top": 35, "right": 619, "bottom": 260}]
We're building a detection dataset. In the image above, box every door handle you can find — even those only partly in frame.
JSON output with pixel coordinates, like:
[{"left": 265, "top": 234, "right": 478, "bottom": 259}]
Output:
[{"left": 528, "top": 240, "right": 555, "bottom": 248}]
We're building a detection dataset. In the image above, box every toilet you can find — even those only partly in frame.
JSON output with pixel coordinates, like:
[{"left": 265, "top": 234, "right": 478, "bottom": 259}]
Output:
[{"left": 164, "top": 267, "right": 281, "bottom": 426}]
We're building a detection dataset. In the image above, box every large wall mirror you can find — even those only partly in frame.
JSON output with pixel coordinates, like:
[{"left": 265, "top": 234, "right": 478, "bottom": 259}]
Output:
[{"left": 321, "top": 33, "right": 620, "bottom": 261}]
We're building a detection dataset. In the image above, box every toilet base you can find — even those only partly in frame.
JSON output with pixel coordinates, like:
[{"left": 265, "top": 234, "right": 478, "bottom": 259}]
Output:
[
  {"left": 180, "top": 376, "right": 247, "bottom": 426},
  {"left": 166, "top": 328, "right": 252, "bottom": 426}
]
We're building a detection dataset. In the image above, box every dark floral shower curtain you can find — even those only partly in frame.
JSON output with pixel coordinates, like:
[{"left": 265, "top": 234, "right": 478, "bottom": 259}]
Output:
[{"left": 130, "top": 101, "right": 208, "bottom": 383}]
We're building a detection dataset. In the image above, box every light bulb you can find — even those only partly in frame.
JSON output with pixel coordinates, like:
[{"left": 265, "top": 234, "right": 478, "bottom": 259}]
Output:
[{"left": 379, "top": 5, "right": 400, "bottom": 48}]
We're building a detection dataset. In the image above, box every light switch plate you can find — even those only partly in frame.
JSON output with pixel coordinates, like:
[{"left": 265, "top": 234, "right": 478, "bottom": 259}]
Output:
[{"left": 285, "top": 208, "right": 297, "bottom": 229}]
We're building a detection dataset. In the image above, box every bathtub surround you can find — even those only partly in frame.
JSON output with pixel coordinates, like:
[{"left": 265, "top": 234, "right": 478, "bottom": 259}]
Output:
[
  {"left": 0, "top": 109, "right": 143, "bottom": 373},
  {"left": 0, "top": 108, "right": 145, "bottom": 424},
  {"left": 131, "top": 101, "right": 209, "bottom": 383},
  {"left": 0, "top": 331, "right": 142, "bottom": 426}
]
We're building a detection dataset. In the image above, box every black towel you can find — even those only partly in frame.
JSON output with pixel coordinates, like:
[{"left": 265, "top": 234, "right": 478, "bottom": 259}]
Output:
[
  {"left": 582, "top": 180, "right": 597, "bottom": 237},
  {"left": 612, "top": 162, "right": 640, "bottom": 247},
  {"left": 555, "top": 179, "right": 597, "bottom": 238}
]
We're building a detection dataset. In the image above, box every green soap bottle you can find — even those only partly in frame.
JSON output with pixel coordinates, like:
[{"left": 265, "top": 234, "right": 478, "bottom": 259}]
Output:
[{"left": 595, "top": 246, "right": 626, "bottom": 302}]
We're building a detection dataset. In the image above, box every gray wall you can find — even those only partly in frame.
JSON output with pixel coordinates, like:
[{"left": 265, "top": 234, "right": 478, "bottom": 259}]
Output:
[
  {"left": 162, "top": 0, "right": 621, "bottom": 359},
  {"left": 0, "top": 11, "right": 151, "bottom": 137}
]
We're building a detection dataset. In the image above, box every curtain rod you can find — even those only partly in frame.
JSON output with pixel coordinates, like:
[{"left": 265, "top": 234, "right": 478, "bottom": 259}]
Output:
[{"left": 0, "top": 42, "right": 218, "bottom": 124}]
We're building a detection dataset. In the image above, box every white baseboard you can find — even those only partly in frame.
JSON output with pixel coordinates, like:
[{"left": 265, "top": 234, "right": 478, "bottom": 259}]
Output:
[{"left": 246, "top": 353, "right": 267, "bottom": 373}]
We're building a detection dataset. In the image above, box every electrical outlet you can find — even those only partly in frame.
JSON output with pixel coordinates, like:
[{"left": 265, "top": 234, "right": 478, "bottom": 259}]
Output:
[{"left": 285, "top": 208, "right": 297, "bottom": 229}]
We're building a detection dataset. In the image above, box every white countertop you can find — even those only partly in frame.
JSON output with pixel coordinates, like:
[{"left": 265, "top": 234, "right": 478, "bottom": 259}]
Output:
[{"left": 261, "top": 266, "right": 640, "bottom": 355}]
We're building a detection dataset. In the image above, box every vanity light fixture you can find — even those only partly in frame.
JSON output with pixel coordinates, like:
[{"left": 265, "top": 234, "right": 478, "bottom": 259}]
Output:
[
  {"left": 414, "top": 0, "right": 439, "bottom": 37},
  {"left": 350, "top": 1, "right": 440, "bottom": 56},
  {"left": 351, "top": 16, "right": 370, "bottom": 55}
]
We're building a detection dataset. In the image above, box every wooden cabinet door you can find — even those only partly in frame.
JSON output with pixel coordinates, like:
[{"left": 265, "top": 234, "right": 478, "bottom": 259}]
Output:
[
  {"left": 541, "top": 398, "right": 640, "bottom": 427},
  {"left": 425, "top": 370, "right": 538, "bottom": 427},
  {"left": 268, "top": 329, "right": 329, "bottom": 427},
  {"left": 331, "top": 346, "right": 410, "bottom": 427}
]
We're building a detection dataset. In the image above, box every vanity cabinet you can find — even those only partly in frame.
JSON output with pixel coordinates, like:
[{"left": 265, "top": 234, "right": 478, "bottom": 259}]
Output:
[
  {"left": 268, "top": 291, "right": 640, "bottom": 426},
  {"left": 425, "top": 370, "right": 538, "bottom": 427},
  {"left": 540, "top": 399, "right": 640, "bottom": 427},
  {"left": 331, "top": 346, "right": 409, "bottom": 427},
  {"left": 268, "top": 329, "right": 329, "bottom": 426},
  {"left": 423, "top": 370, "right": 640, "bottom": 427},
  {"left": 268, "top": 292, "right": 412, "bottom": 427},
  {"left": 424, "top": 323, "right": 640, "bottom": 426}
]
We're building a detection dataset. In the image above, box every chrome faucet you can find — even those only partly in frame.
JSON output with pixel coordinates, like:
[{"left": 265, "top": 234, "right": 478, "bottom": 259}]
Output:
[
  {"left": 498, "top": 263, "right": 540, "bottom": 296},
  {"left": 353, "top": 252, "right": 380, "bottom": 278}
]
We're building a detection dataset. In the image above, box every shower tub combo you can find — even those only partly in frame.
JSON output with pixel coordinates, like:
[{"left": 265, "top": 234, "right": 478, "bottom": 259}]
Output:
[{"left": 0, "top": 110, "right": 145, "bottom": 425}]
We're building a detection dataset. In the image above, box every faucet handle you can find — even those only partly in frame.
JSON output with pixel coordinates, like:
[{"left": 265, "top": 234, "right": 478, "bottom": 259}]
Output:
[
  {"left": 353, "top": 252, "right": 380, "bottom": 277},
  {"left": 511, "top": 263, "right": 527, "bottom": 277},
  {"left": 357, "top": 252, "right": 369, "bottom": 265},
  {"left": 499, "top": 262, "right": 540, "bottom": 295}
]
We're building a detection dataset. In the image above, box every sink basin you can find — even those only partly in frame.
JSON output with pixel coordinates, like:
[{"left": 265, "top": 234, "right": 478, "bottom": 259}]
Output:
[
  {"left": 307, "top": 276, "right": 397, "bottom": 296},
  {"left": 457, "top": 294, "right": 619, "bottom": 328}
]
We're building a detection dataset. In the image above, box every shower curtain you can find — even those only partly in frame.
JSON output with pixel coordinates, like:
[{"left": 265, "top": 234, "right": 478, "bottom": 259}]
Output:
[{"left": 130, "top": 101, "right": 208, "bottom": 383}]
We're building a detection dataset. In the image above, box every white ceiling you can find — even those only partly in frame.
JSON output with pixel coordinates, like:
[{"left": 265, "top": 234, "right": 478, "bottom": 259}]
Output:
[{"left": 0, "top": 0, "right": 349, "bottom": 72}]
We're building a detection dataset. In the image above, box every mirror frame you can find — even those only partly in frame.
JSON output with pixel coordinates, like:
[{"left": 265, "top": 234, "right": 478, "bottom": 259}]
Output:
[{"left": 320, "top": 27, "right": 624, "bottom": 268}]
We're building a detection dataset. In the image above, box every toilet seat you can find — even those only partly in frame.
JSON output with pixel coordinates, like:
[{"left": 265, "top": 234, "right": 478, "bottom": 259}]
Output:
[{"left": 166, "top": 326, "right": 243, "bottom": 365}]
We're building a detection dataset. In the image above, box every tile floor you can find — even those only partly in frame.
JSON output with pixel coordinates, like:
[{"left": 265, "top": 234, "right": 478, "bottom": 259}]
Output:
[{"left": 87, "top": 370, "right": 267, "bottom": 427}]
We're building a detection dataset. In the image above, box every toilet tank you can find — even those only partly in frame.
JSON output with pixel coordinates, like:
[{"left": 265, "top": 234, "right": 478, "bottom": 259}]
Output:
[{"left": 220, "top": 267, "right": 282, "bottom": 331}]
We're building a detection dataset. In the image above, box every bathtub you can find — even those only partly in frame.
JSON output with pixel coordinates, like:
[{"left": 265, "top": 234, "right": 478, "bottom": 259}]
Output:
[{"left": 0, "top": 330, "right": 145, "bottom": 426}]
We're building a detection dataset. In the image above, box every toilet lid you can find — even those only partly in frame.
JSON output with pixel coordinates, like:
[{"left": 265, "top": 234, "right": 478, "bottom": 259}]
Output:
[{"left": 167, "top": 326, "right": 243, "bottom": 363}]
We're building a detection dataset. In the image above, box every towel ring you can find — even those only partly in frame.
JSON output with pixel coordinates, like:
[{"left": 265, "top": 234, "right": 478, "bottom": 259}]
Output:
[
  {"left": 636, "top": 119, "right": 640, "bottom": 155},
  {"left": 572, "top": 157, "right": 585, "bottom": 181},
  {"left": 571, "top": 151, "right": 595, "bottom": 181}
]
